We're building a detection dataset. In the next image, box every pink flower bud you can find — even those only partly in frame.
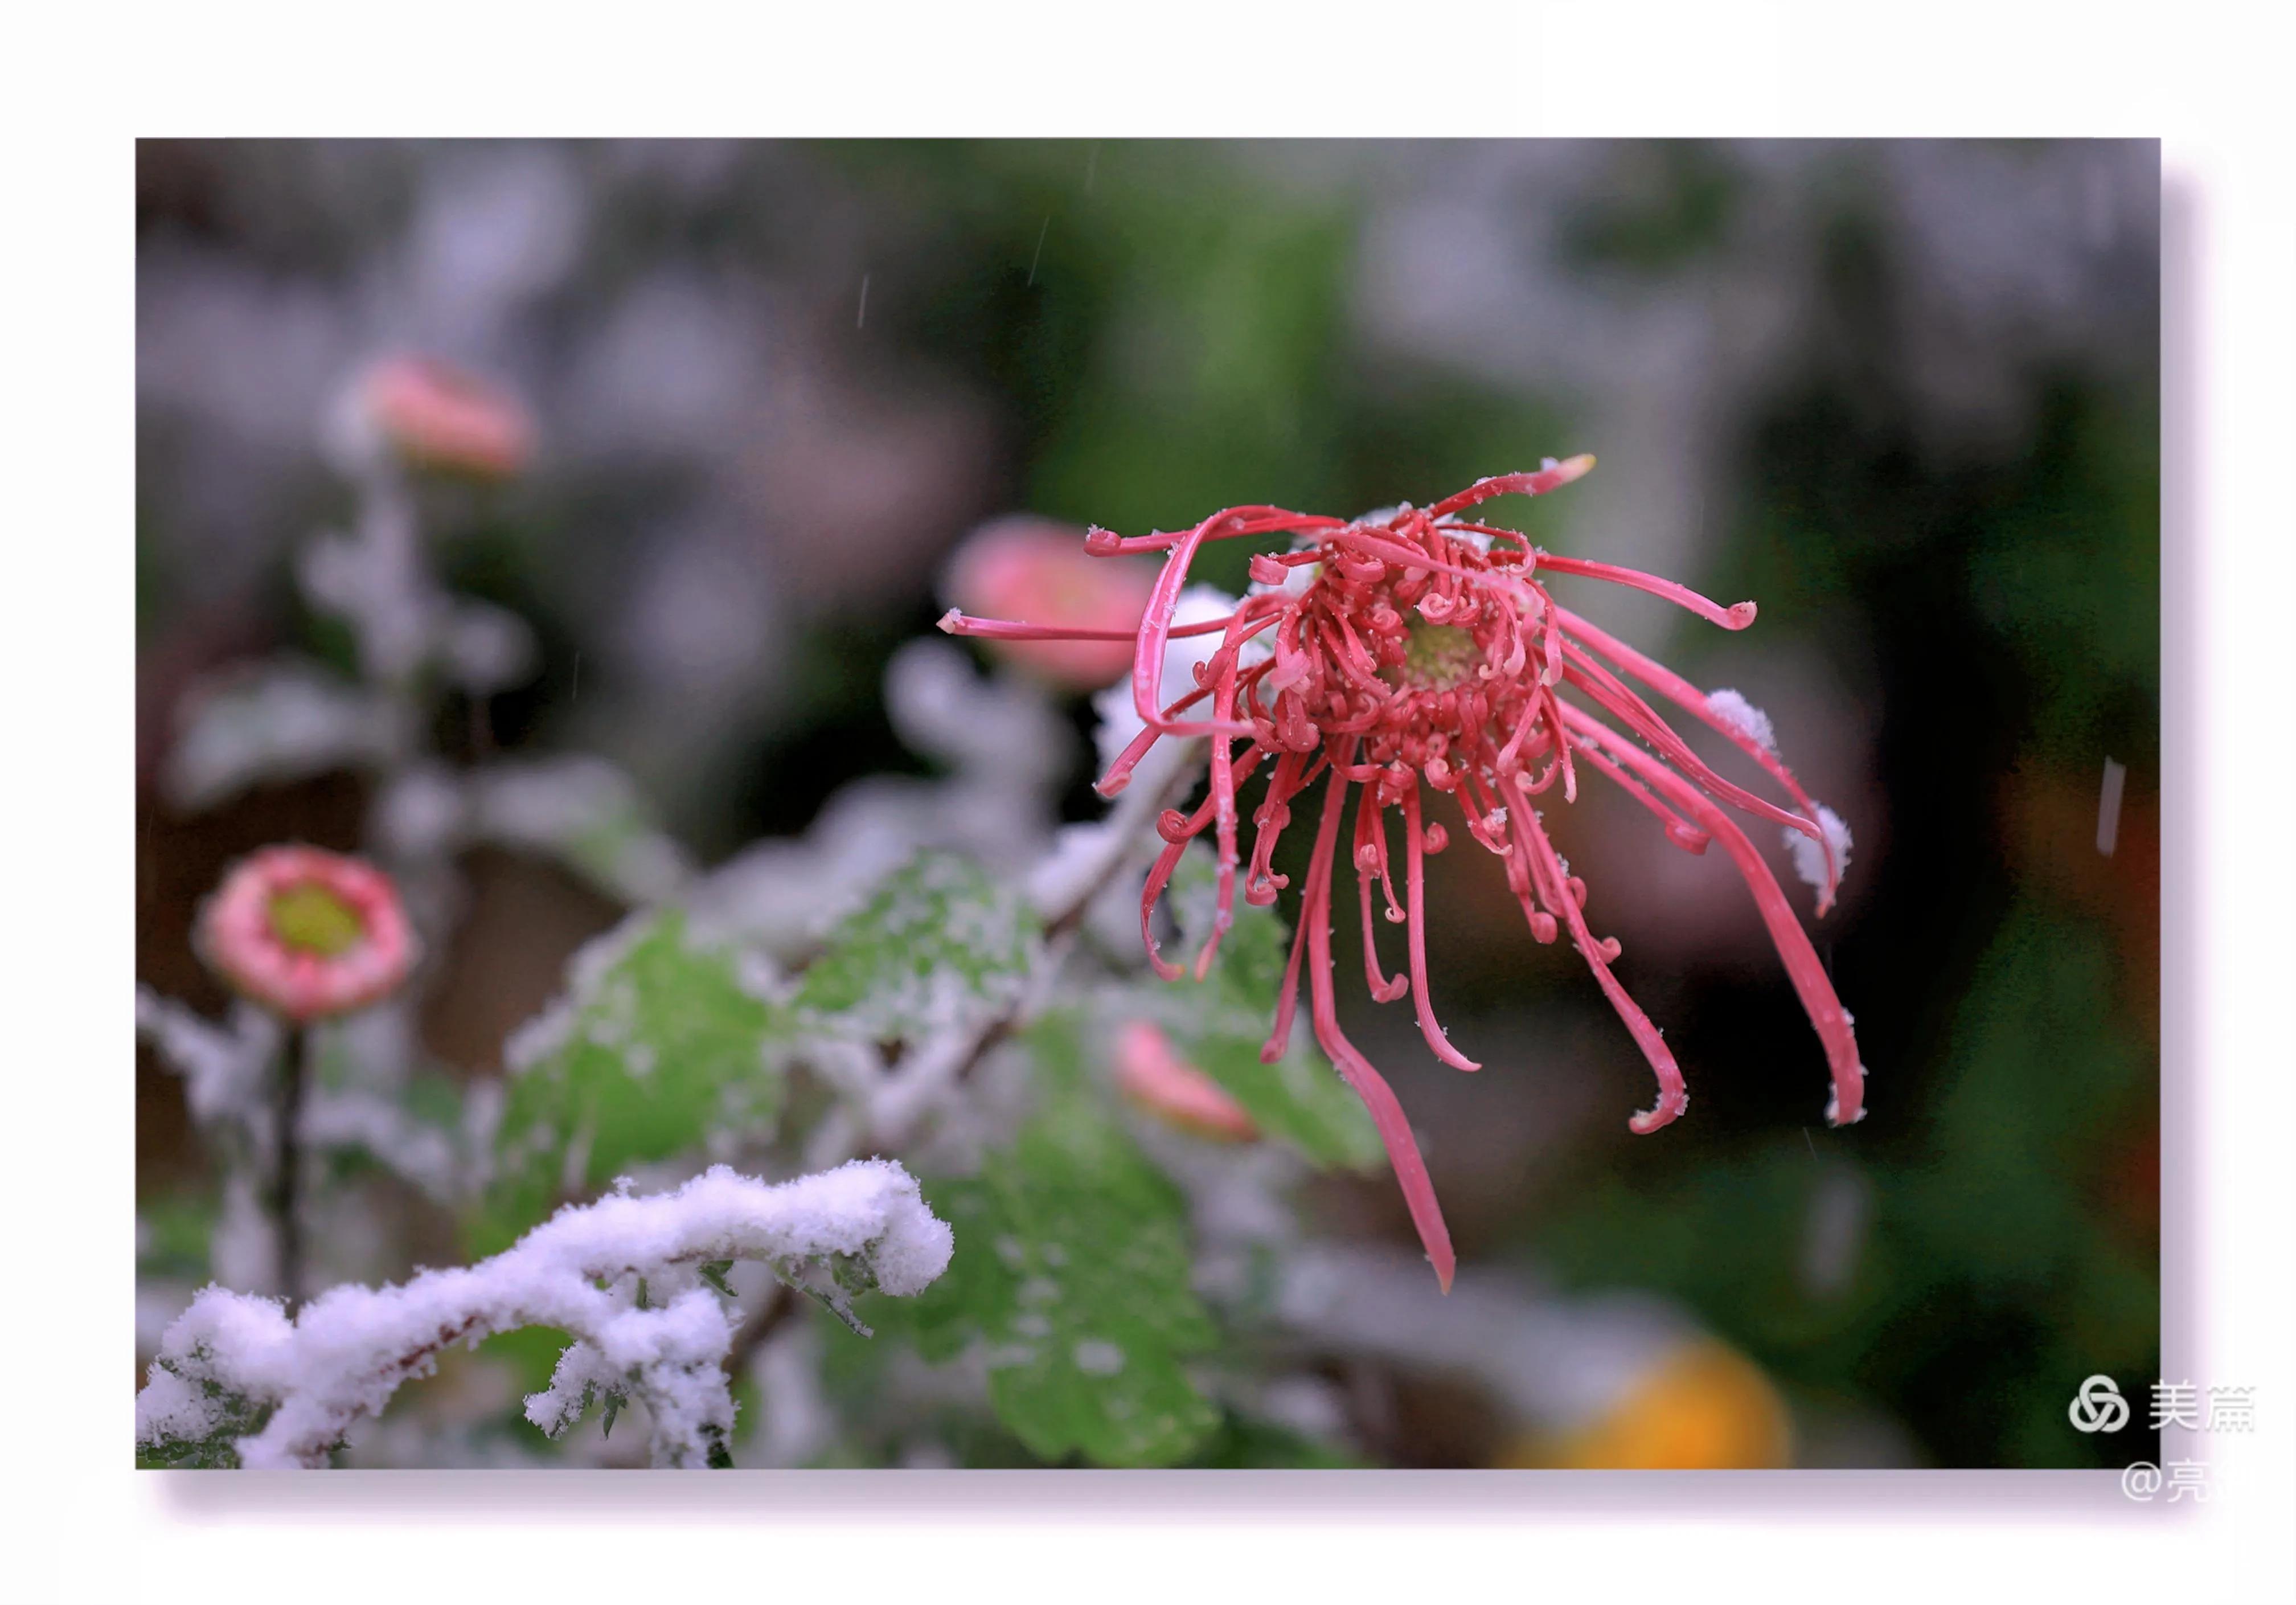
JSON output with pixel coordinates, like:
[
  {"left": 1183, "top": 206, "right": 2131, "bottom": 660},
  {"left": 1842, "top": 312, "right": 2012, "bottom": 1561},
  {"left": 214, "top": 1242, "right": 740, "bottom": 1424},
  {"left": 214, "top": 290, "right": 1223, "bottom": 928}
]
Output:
[
  {"left": 358, "top": 355, "right": 534, "bottom": 481},
  {"left": 944, "top": 517, "right": 1157, "bottom": 690},
  {"left": 1114, "top": 1021, "right": 1259, "bottom": 1143},
  {"left": 195, "top": 846, "right": 417, "bottom": 1022}
]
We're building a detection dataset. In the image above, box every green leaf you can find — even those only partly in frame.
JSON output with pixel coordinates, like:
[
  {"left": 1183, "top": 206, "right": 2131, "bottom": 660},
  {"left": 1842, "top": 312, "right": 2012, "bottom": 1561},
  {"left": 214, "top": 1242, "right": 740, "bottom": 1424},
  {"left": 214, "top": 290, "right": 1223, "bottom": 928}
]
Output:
[
  {"left": 907, "top": 1016, "right": 1220, "bottom": 1467},
  {"left": 1187, "top": 1410, "right": 1367, "bottom": 1468},
  {"left": 792, "top": 851, "right": 1038, "bottom": 1042},
  {"left": 479, "top": 908, "right": 784, "bottom": 1247},
  {"left": 1129, "top": 846, "right": 1384, "bottom": 1170},
  {"left": 137, "top": 1193, "right": 218, "bottom": 1281}
]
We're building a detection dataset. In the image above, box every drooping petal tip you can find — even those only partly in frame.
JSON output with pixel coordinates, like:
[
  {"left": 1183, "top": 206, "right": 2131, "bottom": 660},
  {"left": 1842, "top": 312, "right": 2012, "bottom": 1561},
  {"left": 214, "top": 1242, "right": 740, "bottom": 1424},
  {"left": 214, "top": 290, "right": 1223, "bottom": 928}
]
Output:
[{"left": 1628, "top": 1089, "right": 1691, "bottom": 1135}]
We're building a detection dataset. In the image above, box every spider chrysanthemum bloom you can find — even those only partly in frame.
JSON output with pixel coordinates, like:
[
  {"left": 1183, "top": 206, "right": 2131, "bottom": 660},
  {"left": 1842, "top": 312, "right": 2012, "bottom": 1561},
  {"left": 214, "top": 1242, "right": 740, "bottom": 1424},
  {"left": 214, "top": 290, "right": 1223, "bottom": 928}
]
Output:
[
  {"left": 196, "top": 846, "right": 419, "bottom": 1023},
  {"left": 943, "top": 460, "right": 1866, "bottom": 1290}
]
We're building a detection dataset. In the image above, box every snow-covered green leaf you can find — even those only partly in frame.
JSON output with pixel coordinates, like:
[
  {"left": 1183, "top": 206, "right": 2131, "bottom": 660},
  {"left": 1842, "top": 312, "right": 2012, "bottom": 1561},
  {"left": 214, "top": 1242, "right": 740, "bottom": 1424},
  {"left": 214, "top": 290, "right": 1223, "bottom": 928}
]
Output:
[
  {"left": 134, "top": 1362, "right": 274, "bottom": 1469},
  {"left": 481, "top": 908, "right": 783, "bottom": 1244},
  {"left": 793, "top": 851, "right": 1038, "bottom": 1043},
  {"left": 907, "top": 1017, "right": 1219, "bottom": 1467}
]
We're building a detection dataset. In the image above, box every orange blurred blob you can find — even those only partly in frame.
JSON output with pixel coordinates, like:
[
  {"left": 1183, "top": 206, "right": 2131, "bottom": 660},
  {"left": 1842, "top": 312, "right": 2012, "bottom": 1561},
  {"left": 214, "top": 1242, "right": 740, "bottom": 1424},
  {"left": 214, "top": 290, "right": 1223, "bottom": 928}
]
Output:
[
  {"left": 944, "top": 517, "right": 1155, "bottom": 690},
  {"left": 1495, "top": 1340, "right": 1793, "bottom": 1468}
]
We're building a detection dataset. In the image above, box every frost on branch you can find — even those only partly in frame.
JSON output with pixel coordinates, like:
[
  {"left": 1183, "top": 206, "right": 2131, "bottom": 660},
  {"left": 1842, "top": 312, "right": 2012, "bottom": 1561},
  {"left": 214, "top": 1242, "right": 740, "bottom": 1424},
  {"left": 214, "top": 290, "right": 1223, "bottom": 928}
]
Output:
[{"left": 137, "top": 1160, "right": 952, "bottom": 1470}]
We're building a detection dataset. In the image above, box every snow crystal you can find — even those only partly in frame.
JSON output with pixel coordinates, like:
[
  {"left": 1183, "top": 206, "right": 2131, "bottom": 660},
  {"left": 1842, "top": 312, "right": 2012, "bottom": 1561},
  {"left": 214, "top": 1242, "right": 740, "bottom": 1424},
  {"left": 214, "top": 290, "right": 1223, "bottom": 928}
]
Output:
[
  {"left": 1705, "top": 689, "right": 1779, "bottom": 755},
  {"left": 1784, "top": 805, "right": 1854, "bottom": 894},
  {"left": 1071, "top": 1339, "right": 1125, "bottom": 1376}
]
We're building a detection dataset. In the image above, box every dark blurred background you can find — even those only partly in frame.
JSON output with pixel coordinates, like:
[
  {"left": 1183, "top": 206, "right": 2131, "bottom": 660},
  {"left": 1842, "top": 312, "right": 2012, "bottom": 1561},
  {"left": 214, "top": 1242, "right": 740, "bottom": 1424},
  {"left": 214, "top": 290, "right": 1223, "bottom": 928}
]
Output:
[{"left": 137, "top": 138, "right": 2159, "bottom": 1468}]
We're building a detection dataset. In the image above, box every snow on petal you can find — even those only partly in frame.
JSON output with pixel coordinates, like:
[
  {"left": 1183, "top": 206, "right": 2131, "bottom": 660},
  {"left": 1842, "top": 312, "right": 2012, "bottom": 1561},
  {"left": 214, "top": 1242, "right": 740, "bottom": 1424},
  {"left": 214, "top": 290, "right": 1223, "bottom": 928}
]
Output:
[
  {"left": 1705, "top": 689, "right": 1779, "bottom": 755},
  {"left": 1784, "top": 804, "right": 1854, "bottom": 895}
]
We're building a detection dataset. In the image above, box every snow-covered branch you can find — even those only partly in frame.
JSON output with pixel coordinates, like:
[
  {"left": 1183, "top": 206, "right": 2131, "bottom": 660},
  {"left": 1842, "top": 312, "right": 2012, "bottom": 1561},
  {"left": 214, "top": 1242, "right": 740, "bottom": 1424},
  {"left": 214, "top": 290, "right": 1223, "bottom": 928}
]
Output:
[{"left": 136, "top": 1160, "right": 953, "bottom": 1469}]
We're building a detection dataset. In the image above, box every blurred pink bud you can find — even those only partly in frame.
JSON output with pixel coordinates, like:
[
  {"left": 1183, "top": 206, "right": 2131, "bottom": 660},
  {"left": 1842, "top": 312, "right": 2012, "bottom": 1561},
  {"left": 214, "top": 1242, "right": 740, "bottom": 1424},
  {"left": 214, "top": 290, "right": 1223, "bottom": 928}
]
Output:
[
  {"left": 196, "top": 846, "right": 418, "bottom": 1022},
  {"left": 359, "top": 355, "right": 534, "bottom": 480},
  {"left": 1114, "top": 1020, "right": 1259, "bottom": 1143},
  {"left": 943, "top": 517, "right": 1157, "bottom": 689}
]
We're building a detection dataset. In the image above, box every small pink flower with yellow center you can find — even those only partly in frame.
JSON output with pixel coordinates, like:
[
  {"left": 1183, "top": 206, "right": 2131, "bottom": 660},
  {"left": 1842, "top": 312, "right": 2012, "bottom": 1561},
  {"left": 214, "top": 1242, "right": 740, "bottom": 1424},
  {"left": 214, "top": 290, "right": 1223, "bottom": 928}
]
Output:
[
  {"left": 358, "top": 355, "right": 534, "bottom": 481},
  {"left": 196, "top": 846, "right": 417, "bottom": 1022},
  {"left": 944, "top": 460, "right": 1866, "bottom": 1291},
  {"left": 1114, "top": 1019, "right": 1261, "bottom": 1143},
  {"left": 944, "top": 516, "right": 1158, "bottom": 690}
]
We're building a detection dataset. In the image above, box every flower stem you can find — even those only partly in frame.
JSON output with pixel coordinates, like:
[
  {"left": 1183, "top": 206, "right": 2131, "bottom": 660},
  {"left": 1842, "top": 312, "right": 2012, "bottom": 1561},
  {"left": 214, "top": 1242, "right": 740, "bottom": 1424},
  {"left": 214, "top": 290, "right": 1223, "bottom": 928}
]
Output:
[{"left": 271, "top": 1025, "right": 310, "bottom": 1304}]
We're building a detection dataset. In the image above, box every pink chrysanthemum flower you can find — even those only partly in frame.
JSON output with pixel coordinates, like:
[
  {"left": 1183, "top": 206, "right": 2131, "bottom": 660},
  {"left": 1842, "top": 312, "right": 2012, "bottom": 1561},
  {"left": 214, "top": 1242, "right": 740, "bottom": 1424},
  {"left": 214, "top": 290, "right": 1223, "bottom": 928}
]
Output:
[
  {"left": 358, "top": 355, "right": 534, "bottom": 480},
  {"left": 944, "top": 516, "right": 1158, "bottom": 690},
  {"left": 196, "top": 846, "right": 418, "bottom": 1023},
  {"left": 944, "top": 460, "right": 1866, "bottom": 1291},
  {"left": 1114, "top": 1019, "right": 1261, "bottom": 1143}
]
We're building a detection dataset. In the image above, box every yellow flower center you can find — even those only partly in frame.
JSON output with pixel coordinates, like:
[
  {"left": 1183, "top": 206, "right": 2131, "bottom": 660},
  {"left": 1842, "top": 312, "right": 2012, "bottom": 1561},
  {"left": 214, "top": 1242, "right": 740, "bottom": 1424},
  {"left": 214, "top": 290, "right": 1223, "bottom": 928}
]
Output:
[
  {"left": 268, "top": 884, "right": 364, "bottom": 957},
  {"left": 1395, "top": 621, "right": 1480, "bottom": 687}
]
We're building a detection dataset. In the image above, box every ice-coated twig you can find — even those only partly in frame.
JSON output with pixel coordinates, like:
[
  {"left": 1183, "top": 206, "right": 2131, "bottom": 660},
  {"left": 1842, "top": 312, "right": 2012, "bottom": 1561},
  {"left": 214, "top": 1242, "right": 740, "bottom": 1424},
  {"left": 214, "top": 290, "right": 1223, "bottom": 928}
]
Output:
[{"left": 136, "top": 1160, "right": 953, "bottom": 1469}]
